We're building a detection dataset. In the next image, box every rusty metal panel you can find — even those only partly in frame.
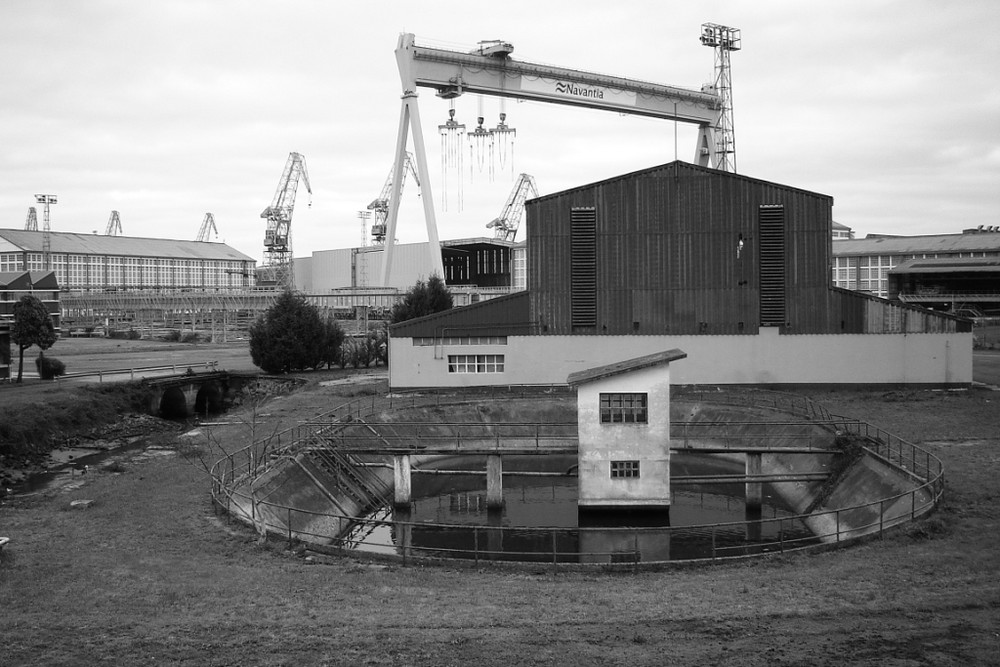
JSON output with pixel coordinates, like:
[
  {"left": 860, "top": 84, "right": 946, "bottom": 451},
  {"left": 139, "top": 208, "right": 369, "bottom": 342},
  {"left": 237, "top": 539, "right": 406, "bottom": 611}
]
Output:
[
  {"left": 527, "top": 161, "right": 838, "bottom": 335},
  {"left": 390, "top": 291, "right": 531, "bottom": 338}
]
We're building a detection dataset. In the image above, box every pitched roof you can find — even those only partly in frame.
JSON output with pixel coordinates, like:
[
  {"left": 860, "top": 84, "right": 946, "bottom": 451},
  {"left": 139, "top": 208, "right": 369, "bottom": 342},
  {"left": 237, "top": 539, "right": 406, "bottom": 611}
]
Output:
[
  {"left": 0, "top": 229, "right": 256, "bottom": 262},
  {"left": 0, "top": 270, "right": 58, "bottom": 290},
  {"left": 832, "top": 233, "right": 1000, "bottom": 256},
  {"left": 566, "top": 349, "right": 687, "bottom": 386},
  {"left": 889, "top": 256, "right": 1000, "bottom": 274},
  {"left": 527, "top": 160, "right": 833, "bottom": 206}
]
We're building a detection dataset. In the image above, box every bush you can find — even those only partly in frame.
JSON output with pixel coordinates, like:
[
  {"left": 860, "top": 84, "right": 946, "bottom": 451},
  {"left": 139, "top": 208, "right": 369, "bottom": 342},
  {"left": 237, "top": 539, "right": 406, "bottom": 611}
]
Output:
[
  {"left": 36, "top": 354, "right": 67, "bottom": 380},
  {"left": 249, "top": 290, "right": 326, "bottom": 374},
  {"left": 181, "top": 332, "right": 200, "bottom": 344}
]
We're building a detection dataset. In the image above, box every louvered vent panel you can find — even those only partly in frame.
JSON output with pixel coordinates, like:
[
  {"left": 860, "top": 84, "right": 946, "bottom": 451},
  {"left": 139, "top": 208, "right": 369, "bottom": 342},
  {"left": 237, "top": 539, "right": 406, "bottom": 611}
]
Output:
[
  {"left": 570, "top": 207, "right": 597, "bottom": 327},
  {"left": 758, "top": 205, "right": 786, "bottom": 325}
]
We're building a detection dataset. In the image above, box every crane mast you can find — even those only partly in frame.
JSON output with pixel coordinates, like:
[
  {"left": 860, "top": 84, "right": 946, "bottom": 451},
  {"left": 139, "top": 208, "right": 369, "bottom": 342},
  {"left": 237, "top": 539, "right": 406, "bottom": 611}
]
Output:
[
  {"left": 196, "top": 212, "right": 218, "bottom": 242},
  {"left": 261, "top": 152, "right": 311, "bottom": 290},
  {"left": 486, "top": 173, "right": 538, "bottom": 242},
  {"left": 367, "top": 152, "right": 420, "bottom": 244},
  {"left": 105, "top": 210, "right": 122, "bottom": 236}
]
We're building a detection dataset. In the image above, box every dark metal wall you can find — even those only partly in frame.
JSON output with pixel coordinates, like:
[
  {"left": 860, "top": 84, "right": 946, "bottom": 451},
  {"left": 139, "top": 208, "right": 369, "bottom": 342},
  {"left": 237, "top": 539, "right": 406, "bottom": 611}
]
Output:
[{"left": 526, "top": 161, "right": 837, "bottom": 335}]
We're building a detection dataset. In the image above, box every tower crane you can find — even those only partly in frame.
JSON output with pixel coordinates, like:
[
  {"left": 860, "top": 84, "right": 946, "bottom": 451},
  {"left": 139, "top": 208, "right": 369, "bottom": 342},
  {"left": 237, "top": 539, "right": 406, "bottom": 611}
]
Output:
[
  {"left": 105, "top": 210, "right": 122, "bottom": 236},
  {"left": 261, "top": 152, "right": 311, "bottom": 289},
  {"left": 367, "top": 152, "right": 420, "bottom": 244},
  {"left": 485, "top": 173, "right": 538, "bottom": 242},
  {"left": 196, "top": 212, "right": 218, "bottom": 242},
  {"left": 25, "top": 207, "right": 37, "bottom": 231}
]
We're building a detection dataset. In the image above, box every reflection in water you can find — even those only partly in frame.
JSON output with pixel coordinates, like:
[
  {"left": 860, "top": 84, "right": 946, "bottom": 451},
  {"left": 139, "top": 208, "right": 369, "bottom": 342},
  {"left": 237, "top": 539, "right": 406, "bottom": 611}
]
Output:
[{"left": 352, "top": 454, "right": 817, "bottom": 563}]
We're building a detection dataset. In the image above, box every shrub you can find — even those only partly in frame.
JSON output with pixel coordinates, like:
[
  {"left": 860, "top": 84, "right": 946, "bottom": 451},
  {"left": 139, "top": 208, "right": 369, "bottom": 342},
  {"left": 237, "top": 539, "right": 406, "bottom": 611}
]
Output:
[{"left": 36, "top": 354, "right": 67, "bottom": 380}]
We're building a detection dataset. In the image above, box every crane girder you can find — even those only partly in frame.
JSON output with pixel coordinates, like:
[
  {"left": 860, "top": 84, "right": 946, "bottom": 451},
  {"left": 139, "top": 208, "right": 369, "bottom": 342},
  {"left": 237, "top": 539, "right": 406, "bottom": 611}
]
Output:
[
  {"left": 486, "top": 173, "right": 538, "bottom": 242},
  {"left": 396, "top": 33, "right": 721, "bottom": 128}
]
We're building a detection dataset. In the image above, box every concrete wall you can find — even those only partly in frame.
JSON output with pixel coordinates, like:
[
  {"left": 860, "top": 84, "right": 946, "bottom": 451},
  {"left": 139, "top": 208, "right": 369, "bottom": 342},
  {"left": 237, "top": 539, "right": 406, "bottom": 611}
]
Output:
[
  {"left": 388, "top": 328, "right": 973, "bottom": 389},
  {"left": 576, "top": 364, "right": 673, "bottom": 508}
]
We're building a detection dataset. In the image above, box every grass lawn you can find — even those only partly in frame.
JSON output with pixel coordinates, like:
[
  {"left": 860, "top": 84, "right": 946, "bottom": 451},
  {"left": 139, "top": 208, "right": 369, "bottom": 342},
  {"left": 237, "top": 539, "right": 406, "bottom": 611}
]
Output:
[{"left": 1, "top": 366, "right": 998, "bottom": 666}]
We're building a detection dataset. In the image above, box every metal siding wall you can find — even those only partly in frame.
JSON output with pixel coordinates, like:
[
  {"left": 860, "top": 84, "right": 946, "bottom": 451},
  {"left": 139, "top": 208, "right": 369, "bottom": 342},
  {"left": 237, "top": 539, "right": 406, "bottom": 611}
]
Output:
[{"left": 527, "top": 163, "right": 835, "bottom": 335}]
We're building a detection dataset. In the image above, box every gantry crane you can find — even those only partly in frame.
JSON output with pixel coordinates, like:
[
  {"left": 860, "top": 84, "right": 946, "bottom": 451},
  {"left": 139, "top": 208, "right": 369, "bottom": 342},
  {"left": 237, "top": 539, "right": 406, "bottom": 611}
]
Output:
[
  {"left": 367, "top": 152, "right": 420, "bottom": 244},
  {"left": 261, "top": 152, "right": 311, "bottom": 289},
  {"left": 485, "top": 173, "right": 538, "bottom": 242},
  {"left": 25, "top": 207, "right": 37, "bottom": 231},
  {"left": 196, "top": 212, "right": 218, "bottom": 242},
  {"left": 105, "top": 210, "right": 122, "bottom": 236},
  {"left": 378, "top": 33, "right": 724, "bottom": 287}
]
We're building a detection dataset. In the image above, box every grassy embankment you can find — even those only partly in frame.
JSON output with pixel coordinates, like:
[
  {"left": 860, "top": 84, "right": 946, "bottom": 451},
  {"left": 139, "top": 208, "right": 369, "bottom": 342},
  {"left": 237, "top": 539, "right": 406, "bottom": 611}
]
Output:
[{"left": 1, "top": 373, "right": 998, "bottom": 665}]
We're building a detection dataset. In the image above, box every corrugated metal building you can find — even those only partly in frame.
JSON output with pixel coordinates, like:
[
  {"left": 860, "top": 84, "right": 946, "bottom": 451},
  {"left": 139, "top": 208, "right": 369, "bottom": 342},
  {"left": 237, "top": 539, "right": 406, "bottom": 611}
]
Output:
[
  {"left": 0, "top": 229, "right": 256, "bottom": 291},
  {"left": 389, "top": 162, "right": 971, "bottom": 389}
]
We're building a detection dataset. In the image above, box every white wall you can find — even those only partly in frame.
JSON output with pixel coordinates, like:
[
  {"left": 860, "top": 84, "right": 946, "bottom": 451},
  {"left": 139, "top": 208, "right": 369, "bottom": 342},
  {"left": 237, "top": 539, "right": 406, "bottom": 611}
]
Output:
[
  {"left": 388, "top": 328, "right": 973, "bottom": 388},
  {"left": 576, "top": 364, "right": 673, "bottom": 508}
]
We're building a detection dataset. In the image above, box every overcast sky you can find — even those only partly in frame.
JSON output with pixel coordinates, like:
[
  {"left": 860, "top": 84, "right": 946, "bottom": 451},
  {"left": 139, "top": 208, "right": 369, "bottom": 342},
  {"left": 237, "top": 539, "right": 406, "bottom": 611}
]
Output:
[{"left": 2, "top": 1, "right": 998, "bottom": 264}]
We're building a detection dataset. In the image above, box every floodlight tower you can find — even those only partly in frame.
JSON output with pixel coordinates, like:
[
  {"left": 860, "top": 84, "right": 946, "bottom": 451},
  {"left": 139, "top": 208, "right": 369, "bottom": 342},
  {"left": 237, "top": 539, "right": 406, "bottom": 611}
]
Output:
[
  {"left": 700, "top": 23, "right": 741, "bottom": 172},
  {"left": 34, "top": 194, "right": 57, "bottom": 270}
]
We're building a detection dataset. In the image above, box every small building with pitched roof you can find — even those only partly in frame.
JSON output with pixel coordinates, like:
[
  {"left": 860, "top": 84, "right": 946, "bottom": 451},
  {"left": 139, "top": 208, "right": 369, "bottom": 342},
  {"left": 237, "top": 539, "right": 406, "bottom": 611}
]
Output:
[{"left": 567, "top": 349, "right": 686, "bottom": 512}]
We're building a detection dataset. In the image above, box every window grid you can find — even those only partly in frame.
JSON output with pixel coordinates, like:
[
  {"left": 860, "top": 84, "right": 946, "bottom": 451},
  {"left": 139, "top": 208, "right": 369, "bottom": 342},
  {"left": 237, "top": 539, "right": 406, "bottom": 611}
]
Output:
[
  {"left": 600, "top": 393, "right": 648, "bottom": 423},
  {"left": 447, "top": 354, "right": 505, "bottom": 373},
  {"left": 610, "top": 460, "right": 640, "bottom": 478},
  {"left": 414, "top": 336, "right": 508, "bottom": 346}
]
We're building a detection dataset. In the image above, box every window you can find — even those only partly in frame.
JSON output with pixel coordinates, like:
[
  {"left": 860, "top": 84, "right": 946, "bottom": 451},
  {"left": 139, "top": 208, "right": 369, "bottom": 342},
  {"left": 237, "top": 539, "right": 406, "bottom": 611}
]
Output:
[
  {"left": 447, "top": 354, "right": 505, "bottom": 373},
  {"left": 414, "top": 336, "right": 507, "bottom": 346},
  {"left": 600, "top": 393, "right": 648, "bottom": 423},
  {"left": 610, "top": 460, "right": 640, "bottom": 478}
]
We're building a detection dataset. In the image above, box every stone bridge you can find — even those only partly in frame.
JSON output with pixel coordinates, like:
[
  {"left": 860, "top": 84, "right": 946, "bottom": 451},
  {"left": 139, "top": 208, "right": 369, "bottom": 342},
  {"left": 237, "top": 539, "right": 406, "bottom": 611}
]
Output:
[{"left": 145, "top": 371, "right": 257, "bottom": 418}]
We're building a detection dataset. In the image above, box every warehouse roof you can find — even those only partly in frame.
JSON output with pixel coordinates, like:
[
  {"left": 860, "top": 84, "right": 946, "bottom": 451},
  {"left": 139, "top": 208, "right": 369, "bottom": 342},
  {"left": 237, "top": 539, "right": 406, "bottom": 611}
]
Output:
[
  {"left": 889, "top": 257, "right": 1000, "bottom": 275},
  {"left": 0, "top": 229, "right": 256, "bottom": 262},
  {"left": 832, "top": 232, "right": 1000, "bottom": 257}
]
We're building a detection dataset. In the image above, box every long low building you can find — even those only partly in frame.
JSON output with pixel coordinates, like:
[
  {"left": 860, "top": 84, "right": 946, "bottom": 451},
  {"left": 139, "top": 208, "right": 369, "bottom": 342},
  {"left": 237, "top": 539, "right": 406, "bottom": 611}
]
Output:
[
  {"left": 831, "top": 228, "right": 1000, "bottom": 301},
  {"left": 0, "top": 229, "right": 256, "bottom": 291},
  {"left": 388, "top": 161, "right": 971, "bottom": 389}
]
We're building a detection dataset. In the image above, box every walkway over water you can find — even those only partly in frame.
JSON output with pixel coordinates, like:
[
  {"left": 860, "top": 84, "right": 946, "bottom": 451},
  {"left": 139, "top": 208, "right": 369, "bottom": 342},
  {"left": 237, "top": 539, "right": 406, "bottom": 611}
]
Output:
[{"left": 210, "top": 386, "right": 944, "bottom": 566}]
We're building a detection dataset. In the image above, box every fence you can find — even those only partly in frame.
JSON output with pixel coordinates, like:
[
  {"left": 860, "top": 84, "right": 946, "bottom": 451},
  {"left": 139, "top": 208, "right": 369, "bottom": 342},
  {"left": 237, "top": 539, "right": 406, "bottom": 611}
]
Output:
[{"left": 209, "top": 387, "right": 944, "bottom": 568}]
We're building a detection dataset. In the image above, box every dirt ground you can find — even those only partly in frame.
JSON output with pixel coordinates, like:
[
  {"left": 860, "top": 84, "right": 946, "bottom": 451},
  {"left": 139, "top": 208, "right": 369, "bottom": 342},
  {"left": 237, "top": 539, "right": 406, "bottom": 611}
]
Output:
[{"left": 0, "top": 341, "right": 998, "bottom": 666}]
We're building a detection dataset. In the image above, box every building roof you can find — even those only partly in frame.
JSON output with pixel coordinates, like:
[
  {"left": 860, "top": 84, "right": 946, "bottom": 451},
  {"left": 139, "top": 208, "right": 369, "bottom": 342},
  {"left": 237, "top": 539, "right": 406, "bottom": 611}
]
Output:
[
  {"left": 566, "top": 349, "right": 688, "bottom": 387},
  {"left": 0, "top": 229, "right": 256, "bottom": 262},
  {"left": 389, "top": 291, "right": 530, "bottom": 338},
  {"left": 0, "top": 270, "right": 58, "bottom": 290},
  {"left": 889, "top": 256, "right": 1000, "bottom": 275},
  {"left": 527, "top": 160, "right": 833, "bottom": 207},
  {"left": 832, "top": 232, "right": 1000, "bottom": 257}
]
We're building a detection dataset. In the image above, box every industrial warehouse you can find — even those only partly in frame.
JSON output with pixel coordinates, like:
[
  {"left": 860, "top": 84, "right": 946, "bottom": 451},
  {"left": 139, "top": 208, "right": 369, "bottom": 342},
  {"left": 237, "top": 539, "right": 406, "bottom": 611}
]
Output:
[{"left": 387, "top": 161, "right": 972, "bottom": 389}]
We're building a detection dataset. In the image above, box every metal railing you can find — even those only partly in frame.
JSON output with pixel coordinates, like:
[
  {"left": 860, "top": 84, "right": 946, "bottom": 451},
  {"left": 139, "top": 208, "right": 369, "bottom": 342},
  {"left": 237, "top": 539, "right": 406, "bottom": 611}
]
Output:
[
  {"left": 54, "top": 361, "right": 220, "bottom": 383},
  {"left": 209, "top": 387, "right": 944, "bottom": 567}
]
